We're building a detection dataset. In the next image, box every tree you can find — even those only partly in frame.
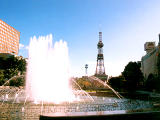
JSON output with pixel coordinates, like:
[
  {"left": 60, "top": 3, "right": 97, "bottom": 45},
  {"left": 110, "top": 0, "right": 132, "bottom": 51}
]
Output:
[
  {"left": 157, "top": 52, "right": 160, "bottom": 77},
  {"left": 0, "top": 56, "right": 26, "bottom": 86},
  {"left": 17, "top": 57, "right": 27, "bottom": 75},
  {"left": 0, "top": 70, "right": 5, "bottom": 85},
  {"left": 75, "top": 77, "right": 92, "bottom": 90},
  {"left": 9, "top": 77, "right": 25, "bottom": 87},
  {"left": 122, "top": 62, "right": 144, "bottom": 91},
  {"left": 108, "top": 76, "right": 124, "bottom": 91},
  {"left": 145, "top": 73, "right": 160, "bottom": 92},
  {"left": 145, "top": 73, "right": 156, "bottom": 91}
]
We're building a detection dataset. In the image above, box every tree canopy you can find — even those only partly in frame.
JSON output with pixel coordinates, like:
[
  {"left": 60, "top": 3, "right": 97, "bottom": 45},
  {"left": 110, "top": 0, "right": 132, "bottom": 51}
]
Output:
[
  {"left": 122, "top": 61, "right": 144, "bottom": 91},
  {"left": 108, "top": 76, "right": 124, "bottom": 91},
  {"left": 157, "top": 52, "right": 160, "bottom": 77},
  {"left": 0, "top": 56, "right": 26, "bottom": 86}
]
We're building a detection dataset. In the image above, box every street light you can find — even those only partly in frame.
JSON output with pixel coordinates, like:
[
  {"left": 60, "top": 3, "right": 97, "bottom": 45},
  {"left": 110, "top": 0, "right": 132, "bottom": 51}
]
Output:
[{"left": 85, "top": 64, "right": 88, "bottom": 76}]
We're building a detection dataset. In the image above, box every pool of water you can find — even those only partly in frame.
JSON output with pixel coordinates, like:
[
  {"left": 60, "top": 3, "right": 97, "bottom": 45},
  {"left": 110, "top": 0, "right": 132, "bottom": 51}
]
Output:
[{"left": 0, "top": 96, "right": 153, "bottom": 120}]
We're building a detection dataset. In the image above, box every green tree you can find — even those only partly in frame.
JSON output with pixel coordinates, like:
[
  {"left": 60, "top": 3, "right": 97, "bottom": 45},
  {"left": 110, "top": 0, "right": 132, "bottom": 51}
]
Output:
[
  {"left": 9, "top": 77, "right": 25, "bottom": 87},
  {"left": 0, "top": 56, "right": 26, "bottom": 86},
  {"left": 0, "top": 70, "right": 5, "bottom": 85},
  {"left": 145, "top": 73, "right": 160, "bottom": 92},
  {"left": 3, "top": 56, "right": 19, "bottom": 79},
  {"left": 17, "top": 57, "right": 27, "bottom": 75},
  {"left": 157, "top": 52, "right": 160, "bottom": 77},
  {"left": 108, "top": 76, "right": 124, "bottom": 91},
  {"left": 122, "top": 62, "right": 144, "bottom": 91},
  {"left": 145, "top": 73, "right": 156, "bottom": 91}
]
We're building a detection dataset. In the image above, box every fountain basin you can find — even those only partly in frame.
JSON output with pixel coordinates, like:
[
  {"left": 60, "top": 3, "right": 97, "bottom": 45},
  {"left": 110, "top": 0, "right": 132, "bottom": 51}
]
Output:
[
  {"left": 40, "top": 111, "right": 160, "bottom": 120},
  {"left": 0, "top": 95, "right": 154, "bottom": 120}
]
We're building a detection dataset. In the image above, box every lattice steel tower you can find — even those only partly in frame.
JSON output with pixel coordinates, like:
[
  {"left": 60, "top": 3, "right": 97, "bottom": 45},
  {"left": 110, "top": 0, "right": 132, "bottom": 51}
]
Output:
[{"left": 95, "top": 32, "right": 106, "bottom": 75}]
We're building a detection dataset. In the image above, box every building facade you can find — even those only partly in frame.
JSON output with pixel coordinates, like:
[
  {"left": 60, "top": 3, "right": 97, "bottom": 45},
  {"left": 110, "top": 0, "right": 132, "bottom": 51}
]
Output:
[
  {"left": 141, "top": 35, "right": 160, "bottom": 79},
  {"left": 0, "top": 19, "right": 20, "bottom": 55}
]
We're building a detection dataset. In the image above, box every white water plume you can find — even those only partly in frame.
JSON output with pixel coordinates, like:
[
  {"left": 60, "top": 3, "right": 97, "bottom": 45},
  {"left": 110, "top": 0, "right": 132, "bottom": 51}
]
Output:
[{"left": 26, "top": 34, "right": 74, "bottom": 103}]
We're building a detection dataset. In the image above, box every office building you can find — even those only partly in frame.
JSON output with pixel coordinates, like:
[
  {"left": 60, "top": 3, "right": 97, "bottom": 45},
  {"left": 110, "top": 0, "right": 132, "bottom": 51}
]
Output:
[
  {"left": 0, "top": 19, "right": 20, "bottom": 55},
  {"left": 141, "top": 35, "right": 160, "bottom": 79}
]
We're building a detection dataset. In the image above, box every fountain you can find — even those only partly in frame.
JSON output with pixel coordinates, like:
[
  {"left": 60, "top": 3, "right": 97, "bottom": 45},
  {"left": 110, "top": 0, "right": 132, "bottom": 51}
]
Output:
[
  {"left": 0, "top": 34, "right": 156, "bottom": 119},
  {"left": 26, "top": 34, "right": 75, "bottom": 103}
]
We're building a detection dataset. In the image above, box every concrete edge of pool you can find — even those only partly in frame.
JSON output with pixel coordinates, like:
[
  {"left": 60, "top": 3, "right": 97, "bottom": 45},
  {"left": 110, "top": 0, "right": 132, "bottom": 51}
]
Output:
[{"left": 40, "top": 111, "right": 160, "bottom": 120}]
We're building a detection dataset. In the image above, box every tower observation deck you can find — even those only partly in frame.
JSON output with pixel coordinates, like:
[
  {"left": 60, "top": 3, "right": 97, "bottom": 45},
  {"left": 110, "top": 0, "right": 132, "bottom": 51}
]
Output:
[{"left": 95, "top": 32, "right": 108, "bottom": 81}]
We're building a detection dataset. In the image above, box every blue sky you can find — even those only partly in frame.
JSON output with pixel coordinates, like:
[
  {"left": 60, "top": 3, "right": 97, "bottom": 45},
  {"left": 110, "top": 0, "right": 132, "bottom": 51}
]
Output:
[{"left": 1, "top": 0, "right": 160, "bottom": 77}]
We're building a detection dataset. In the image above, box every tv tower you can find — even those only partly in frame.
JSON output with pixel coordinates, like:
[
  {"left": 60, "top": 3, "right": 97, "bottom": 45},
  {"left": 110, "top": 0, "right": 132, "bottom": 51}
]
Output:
[{"left": 95, "top": 31, "right": 108, "bottom": 81}]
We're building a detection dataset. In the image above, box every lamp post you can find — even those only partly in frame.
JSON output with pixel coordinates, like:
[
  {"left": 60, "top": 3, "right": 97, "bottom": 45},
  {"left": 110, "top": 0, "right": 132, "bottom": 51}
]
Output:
[{"left": 85, "top": 64, "right": 88, "bottom": 76}]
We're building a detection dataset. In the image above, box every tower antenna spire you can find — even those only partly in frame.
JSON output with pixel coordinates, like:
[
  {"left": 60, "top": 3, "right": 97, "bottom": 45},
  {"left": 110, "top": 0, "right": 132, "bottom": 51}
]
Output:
[
  {"left": 95, "top": 31, "right": 108, "bottom": 82},
  {"left": 99, "top": 24, "right": 102, "bottom": 32},
  {"left": 99, "top": 24, "right": 102, "bottom": 42}
]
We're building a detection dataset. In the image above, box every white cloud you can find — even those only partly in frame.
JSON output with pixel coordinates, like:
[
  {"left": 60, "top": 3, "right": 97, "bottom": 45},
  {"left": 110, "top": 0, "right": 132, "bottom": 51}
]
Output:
[
  {"left": 19, "top": 43, "right": 29, "bottom": 50},
  {"left": 19, "top": 43, "right": 25, "bottom": 49},
  {"left": 25, "top": 46, "right": 29, "bottom": 50}
]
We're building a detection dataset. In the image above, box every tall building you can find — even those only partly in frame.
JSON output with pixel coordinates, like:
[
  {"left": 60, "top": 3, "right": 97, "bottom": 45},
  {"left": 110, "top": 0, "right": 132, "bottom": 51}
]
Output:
[
  {"left": 0, "top": 19, "right": 20, "bottom": 55},
  {"left": 141, "top": 34, "right": 160, "bottom": 79},
  {"left": 95, "top": 32, "right": 108, "bottom": 81}
]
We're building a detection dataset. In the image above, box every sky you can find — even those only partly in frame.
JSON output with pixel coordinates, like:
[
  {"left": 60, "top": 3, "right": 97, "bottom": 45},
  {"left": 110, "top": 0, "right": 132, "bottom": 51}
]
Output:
[{"left": 1, "top": 0, "right": 160, "bottom": 77}]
